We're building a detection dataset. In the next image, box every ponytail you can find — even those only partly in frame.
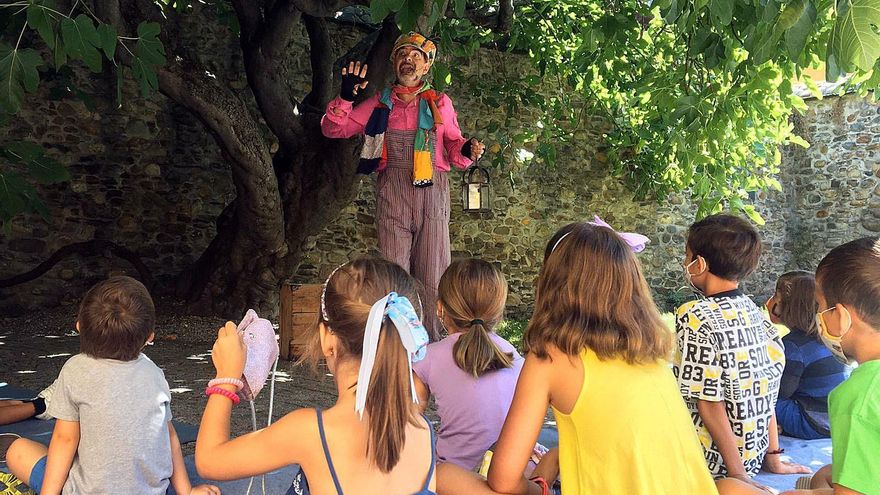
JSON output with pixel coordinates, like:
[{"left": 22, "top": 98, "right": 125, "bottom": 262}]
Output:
[
  {"left": 453, "top": 322, "right": 514, "bottom": 377},
  {"left": 365, "top": 323, "right": 421, "bottom": 472}
]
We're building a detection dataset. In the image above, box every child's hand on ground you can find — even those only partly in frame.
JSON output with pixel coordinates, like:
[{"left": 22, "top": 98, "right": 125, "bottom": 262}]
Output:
[
  {"left": 190, "top": 484, "right": 221, "bottom": 495},
  {"left": 211, "top": 322, "right": 246, "bottom": 380},
  {"left": 763, "top": 455, "right": 812, "bottom": 475}
]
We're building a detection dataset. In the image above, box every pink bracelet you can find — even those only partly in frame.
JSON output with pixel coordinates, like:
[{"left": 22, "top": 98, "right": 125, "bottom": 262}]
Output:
[
  {"left": 208, "top": 377, "right": 244, "bottom": 391},
  {"left": 205, "top": 386, "right": 241, "bottom": 405}
]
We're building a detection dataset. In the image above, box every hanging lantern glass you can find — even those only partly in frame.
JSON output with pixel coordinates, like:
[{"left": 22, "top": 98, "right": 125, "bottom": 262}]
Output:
[{"left": 461, "top": 165, "right": 491, "bottom": 213}]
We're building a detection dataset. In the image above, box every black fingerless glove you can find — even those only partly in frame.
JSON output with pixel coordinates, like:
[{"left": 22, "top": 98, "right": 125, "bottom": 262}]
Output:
[
  {"left": 341, "top": 71, "right": 367, "bottom": 102},
  {"left": 460, "top": 138, "right": 473, "bottom": 160}
]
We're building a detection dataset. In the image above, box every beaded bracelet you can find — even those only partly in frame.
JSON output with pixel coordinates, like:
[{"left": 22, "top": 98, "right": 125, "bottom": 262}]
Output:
[
  {"left": 205, "top": 386, "right": 241, "bottom": 405},
  {"left": 208, "top": 377, "right": 244, "bottom": 391}
]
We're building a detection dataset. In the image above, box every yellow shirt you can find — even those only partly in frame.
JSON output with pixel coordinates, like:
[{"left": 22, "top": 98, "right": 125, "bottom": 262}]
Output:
[{"left": 552, "top": 350, "right": 719, "bottom": 495}]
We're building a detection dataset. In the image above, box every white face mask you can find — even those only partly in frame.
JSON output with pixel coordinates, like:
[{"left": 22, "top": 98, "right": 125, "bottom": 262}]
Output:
[
  {"left": 683, "top": 258, "right": 706, "bottom": 297},
  {"left": 816, "top": 306, "right": 853, "bottom": 365}
]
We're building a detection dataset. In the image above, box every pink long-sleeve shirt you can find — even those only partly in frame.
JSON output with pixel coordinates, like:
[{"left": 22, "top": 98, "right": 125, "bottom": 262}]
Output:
[{"left": 321, "top": 92, "right": 473, "bottom": 173}]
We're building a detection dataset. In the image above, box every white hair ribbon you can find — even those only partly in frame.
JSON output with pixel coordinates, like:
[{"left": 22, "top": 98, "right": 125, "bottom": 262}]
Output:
[{"left": 354, "top": 292, "right": 429, "bottom": 419}]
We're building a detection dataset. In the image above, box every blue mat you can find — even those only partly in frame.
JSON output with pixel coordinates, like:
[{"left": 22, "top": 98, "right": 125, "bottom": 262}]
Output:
[
  {"left": 0, "top": 383, "right": 199, "bottom": 445},
  {"left": 172, "top": 455, "right": 297, "bottom": 495},
  {"left": 754, "top": 436, "right": 832, "bottom": 493}
]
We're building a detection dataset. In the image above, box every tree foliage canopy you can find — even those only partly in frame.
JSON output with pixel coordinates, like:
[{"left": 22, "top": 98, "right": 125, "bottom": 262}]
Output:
[{"left": 2, "top": 0, "right": 880, "bottom": 227}]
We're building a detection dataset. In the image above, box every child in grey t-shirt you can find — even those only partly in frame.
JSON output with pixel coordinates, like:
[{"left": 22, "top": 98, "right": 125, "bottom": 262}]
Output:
[{"left": 3, "top": 276, "right": 219, "bottom": 495}]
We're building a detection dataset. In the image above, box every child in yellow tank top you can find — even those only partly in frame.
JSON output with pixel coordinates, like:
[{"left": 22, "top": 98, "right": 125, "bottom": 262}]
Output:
[{"left": 433, "top": 222, "right": 772, "bottom": 495}]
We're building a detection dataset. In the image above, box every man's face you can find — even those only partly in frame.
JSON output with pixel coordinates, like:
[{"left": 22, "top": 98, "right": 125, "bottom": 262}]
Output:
[{"left": 394, "top": 46, "right": 430, "bottom": 85}]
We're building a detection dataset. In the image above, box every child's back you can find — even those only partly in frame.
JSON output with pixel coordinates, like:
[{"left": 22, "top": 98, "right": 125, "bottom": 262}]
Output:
[
  {"left": 553, "top": 347, "right": 717, "bottom": 495},
  {"left": 49, "top": 353, "right": 173, "bottom": 494},
  {"left": 413, "top": 258, "right": 522, "bottom": 470},
  {"left": 415, "top": 331, "right": 522, "bottom": 469},
  {"left": 674, "top": 291, "right": 785, "bottom": 477}
]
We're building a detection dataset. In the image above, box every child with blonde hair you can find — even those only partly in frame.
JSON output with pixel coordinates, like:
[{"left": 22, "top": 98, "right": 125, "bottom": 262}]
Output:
[{"left": 413, "top": 258, "right": 524, "bottom": 470}]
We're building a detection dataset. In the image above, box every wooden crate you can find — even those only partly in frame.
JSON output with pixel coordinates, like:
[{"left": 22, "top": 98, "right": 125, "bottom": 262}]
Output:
[{"left": 279, "top": 283, "right": 322, "bottom": 360}]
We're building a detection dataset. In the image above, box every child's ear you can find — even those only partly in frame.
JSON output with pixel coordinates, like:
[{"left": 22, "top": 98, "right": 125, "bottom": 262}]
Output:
[
  {"left": 146, "top": 331, "right": 155, "bottom": 345},
  {"left": 75, "top": 321, "right": 81, "bottom": 333},
  {"left": 319, "top": 322, "right": 336, "bottom": 357}
]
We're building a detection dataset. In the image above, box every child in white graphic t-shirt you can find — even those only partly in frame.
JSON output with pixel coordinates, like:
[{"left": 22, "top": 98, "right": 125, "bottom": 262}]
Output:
[{"left": 674, "top": 214, "right": 810, "bottom": 489}]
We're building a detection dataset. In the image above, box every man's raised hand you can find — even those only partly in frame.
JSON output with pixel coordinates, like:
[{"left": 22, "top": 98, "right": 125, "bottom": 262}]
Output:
[{"left": 341, "top": 61, "right": 369, "bottom": 102}]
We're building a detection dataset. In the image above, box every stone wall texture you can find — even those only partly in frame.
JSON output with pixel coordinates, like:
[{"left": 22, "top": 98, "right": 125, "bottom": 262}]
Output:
[{"left": 2, "top": 21, "right": 878, "bottom": 318}]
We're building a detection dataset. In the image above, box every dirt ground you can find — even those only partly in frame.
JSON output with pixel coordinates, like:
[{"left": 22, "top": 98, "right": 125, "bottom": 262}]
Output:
[{"left": 0, "top": 300, "right": 425, "bottom": 455}]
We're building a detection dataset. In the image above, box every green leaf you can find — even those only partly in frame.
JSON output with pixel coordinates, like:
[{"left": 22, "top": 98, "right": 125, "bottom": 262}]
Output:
[
  {"left": 131, "top": 56, "right": 158, "bottom": 97},
  {"left": 784, "top": 1, "right": 817, "bottom": 60},
  {"left": 803, "top": 75, "right": 823, "bottom": 98},
  {"left": 4, "top": 141, "right": 70, "bottom": 184},
  {"left": 0, "top": 172, "right": 28, "bottom": 222},
  {"left": 135, "top": 22, "right": 166, "bottom": 66},
  {"left": 0, "top": 45, "right": 43, "bottom": 115},
  {"left": 454, "top": 0, "right": 466, "bottom": 17},
  {"left": 61, "top": 15, "right": 102, "bottom": 73},
  {"left": 830, "top": 0, "right": 880, "bottom": 72},
  {"left": 777, "top": 0, "right": 807, "bottom": 30},
  {"left": 137, "top": 21, "right": 161, "bottom": 39},
  {"left": 97, "top": 24, "right": 117, "bottom": 60},
  {"left": 395, "top": 0, "right": 423, "bottom": 33},
  {"left": 27, "top": 3, "right": 56, "bottom": 50},
  {"left": 788, "top": 134, "right": 811, "bottom": 147},
  {"left": 709, "top": 0, "right": 733, "bottom": 26},
  {"left": 742, "top": 204, "right": 766, "bottom": 225},
  {"left": 370, "top": 2, "right": 389, "bottom": 23}
]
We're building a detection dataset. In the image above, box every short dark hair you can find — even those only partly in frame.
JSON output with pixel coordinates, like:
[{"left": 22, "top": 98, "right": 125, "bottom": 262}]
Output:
[
  {"left": 816, "top": 237, "right": 880, "bottom": 328},
  {"left": 686, "top": 214, "right": 761, "bottom": 281},
  {"left": 78, "top": 276, "right": 155, "bottom": 361}
]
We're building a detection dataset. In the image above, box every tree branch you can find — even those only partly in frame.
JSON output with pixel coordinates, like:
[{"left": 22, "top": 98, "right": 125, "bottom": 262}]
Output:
[
  {"left": 230, "top": 0, "right": 263, "bottom": 43},
  {"left": 302, "top": 14, "right": 333, "bottom": 109},
  {"left": 0, "top": 240, "right": 154, "bottom": 291},
  {"left": 497, "top": 0, "right": 513, "bottom": 32},
  {"left": 157, "top": 62, "right": 284, "bottom": 253},
  {"left": 260, "top": 0, "right": 301, "bottom": 58}
]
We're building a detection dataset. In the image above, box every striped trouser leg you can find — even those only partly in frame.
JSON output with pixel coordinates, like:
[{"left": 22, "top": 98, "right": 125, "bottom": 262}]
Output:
[
  {"left": 411, "top": 172, "right": 451, "bottom": 341},
  {"left": 376, "top": 168, "right": 414, "bottom": 272}
]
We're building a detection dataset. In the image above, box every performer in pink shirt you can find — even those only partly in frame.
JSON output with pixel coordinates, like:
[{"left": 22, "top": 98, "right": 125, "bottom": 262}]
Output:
[{"left": 322, "top": 32, "right": 484, "bottom": 339}]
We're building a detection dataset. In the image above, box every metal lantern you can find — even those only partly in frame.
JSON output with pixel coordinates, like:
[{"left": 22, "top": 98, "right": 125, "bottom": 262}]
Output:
[{"left": 461, "top": 165, "right": 491, "bottom": 213}]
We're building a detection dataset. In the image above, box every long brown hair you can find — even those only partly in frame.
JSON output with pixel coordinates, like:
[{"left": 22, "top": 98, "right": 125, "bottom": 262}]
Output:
[
  {"left": 305, "top": 258, "right": 424, "bottom": 472},
  {"left": 526, "top": 223, "right": 672, "bottom": 363},
  {"left": 773, "top": 271, "right": 819, "bottom": 335},
  {"left": 438, "top": 259, "right": 513, "bottom": 377}
]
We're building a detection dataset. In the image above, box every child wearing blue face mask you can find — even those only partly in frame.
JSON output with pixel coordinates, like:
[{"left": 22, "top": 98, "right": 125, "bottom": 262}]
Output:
[
  {"left": 782, "top": 237, "right": 880, "bottom": 495},
  {"left": 673, "top": 214, "right": 810, "bottom": 490}
]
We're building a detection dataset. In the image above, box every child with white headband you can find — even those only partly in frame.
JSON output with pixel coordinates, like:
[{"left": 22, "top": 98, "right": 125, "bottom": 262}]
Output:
[{"left": 195, "top": 258, "right": 437, "bottom": 495}]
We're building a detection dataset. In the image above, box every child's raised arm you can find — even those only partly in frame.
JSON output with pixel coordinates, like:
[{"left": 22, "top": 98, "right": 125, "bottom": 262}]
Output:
[
  {"left": 40, "top": 419, "right": 79, "bottom": 495},
  {"left": 195, "top": 322, "right": 314, "bottom": 481}
]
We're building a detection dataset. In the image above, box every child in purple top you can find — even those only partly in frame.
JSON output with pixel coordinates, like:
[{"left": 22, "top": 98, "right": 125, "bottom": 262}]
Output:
[{"left": 414, "top": 259, "right": 524, "bottom": 470}]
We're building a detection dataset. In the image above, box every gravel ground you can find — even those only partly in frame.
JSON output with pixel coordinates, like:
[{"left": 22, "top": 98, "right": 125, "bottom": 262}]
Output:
[{"left": 0, "top": 300, "right": 348, "bottom": 455}]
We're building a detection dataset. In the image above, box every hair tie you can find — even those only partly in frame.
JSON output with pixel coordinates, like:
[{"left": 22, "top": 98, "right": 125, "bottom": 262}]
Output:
[
  {"left": 469, "top": 319, "right": 485, "bottom": 327},
  {"left": 355, "top": 292, "right": 429, "bottom": 419}
]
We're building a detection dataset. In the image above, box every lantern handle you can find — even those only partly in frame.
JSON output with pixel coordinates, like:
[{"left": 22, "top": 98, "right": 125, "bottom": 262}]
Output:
[{"left": 465, "top": 161, "right": 490, "bottom": 184}]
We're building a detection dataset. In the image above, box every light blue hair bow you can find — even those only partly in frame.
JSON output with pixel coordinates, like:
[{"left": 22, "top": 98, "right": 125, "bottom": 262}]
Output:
[{"left": 355, "top": 292, "right": 429, "bottom": 419}]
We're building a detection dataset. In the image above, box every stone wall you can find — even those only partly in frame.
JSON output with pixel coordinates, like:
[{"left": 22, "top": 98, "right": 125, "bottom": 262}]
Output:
[{"left": 1, "top": 20, "right": 876, "bottom": 317}]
